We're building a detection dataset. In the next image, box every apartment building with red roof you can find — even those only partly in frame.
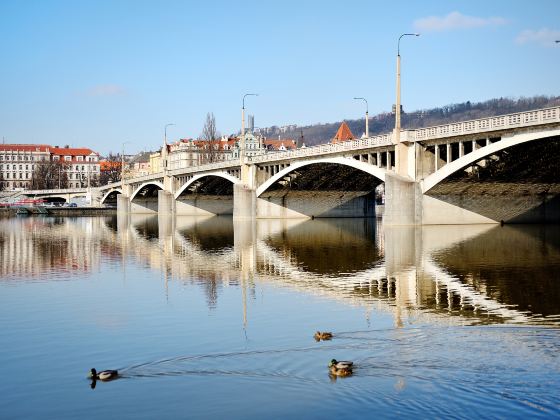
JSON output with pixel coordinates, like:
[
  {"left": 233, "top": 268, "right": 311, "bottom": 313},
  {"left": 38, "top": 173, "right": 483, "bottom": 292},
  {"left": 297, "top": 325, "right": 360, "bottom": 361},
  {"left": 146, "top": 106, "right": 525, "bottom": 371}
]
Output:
[{"left": 0, "top": 144, "right": 100, "bottom": 190}]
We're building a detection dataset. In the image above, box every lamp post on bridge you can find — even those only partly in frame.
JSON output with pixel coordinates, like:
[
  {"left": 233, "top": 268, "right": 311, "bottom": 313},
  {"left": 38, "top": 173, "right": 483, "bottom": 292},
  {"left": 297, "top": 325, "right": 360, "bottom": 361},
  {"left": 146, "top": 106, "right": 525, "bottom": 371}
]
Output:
[
  {"left": 395, "top": 33, "right": 420, "bottom": 145},
  {"left": 394, "top": 33, "right": 419, "bottom": 177},
  {"left": 353, "top": 97, "right": 369, "bottom": 137},
  {"left": 121, "top": 141, "right": 130, "bottom": 191},
  {"left": 163, "top": 123, "right": 175, "bottom": 173},
  {"left": 241, "top": 93, "right": 258, "bottom": 164}
]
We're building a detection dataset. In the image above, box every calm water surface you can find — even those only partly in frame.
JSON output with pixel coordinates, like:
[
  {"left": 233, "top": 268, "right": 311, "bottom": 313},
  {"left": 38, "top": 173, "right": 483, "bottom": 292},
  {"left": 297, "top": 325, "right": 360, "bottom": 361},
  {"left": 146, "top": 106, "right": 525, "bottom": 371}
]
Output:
[{"left": 0, "top": 215, "right": 559, "bottom": 419}]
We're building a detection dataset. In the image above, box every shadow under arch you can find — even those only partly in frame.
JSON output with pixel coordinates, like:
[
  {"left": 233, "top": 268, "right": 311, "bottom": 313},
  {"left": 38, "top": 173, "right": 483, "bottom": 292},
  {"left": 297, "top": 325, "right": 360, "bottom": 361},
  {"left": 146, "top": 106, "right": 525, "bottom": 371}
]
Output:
[
  {"left": 256, "top": 157, "right": 386, "bottom": 218},
  {"left": 422, "top": 129, "right": 560, "bottom": 194},
  {"left": 130, "top": 182, "right": 164, "bottom": 214},
  {"left": 256, "top": 156, "right": 386, "bottom": 197},
  {"left": 100, "top": 189, "right": 122, "bottom": 205},
  {"left": 175, "top": 174, "right": 238, "bottom": 216},
  {"left": 421, "top": 134, "right": 560, "bottom": 223}
]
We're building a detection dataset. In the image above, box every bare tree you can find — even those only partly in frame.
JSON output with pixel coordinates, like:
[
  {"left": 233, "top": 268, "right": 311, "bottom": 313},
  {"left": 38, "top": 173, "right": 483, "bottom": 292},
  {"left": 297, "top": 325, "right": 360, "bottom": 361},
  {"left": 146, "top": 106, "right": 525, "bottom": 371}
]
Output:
[
  {"left": 99, "top": 153, "right": 122, "bottom": 185},
  {"left": 200, "top": 112, "right": 221, "bottom": 163},
  {"left": 31, "top": 161, "right": 69, "bottom": 189}
]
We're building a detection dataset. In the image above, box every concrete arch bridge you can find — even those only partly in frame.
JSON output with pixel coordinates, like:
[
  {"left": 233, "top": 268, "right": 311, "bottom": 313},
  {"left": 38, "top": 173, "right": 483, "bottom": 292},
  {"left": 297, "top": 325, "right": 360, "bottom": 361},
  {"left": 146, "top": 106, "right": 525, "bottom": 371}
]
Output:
[{"left": 20, "top": 106, "right": 560, "bottom": 224}]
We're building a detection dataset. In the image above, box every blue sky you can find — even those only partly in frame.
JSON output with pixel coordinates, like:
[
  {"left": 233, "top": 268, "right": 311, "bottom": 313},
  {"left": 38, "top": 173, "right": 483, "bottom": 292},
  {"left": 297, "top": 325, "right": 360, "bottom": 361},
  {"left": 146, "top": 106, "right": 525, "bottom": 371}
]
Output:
[{"left": 1, "top": 0, "right": 559, "bottom": 155}]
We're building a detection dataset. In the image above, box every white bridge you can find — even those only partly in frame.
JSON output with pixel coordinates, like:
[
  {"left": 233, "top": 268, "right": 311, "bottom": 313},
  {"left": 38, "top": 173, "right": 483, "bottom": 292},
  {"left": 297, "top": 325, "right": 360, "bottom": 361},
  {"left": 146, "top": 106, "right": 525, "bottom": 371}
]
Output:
[{"left": 20, "top": 106, "right": 560, "bottom": 224}]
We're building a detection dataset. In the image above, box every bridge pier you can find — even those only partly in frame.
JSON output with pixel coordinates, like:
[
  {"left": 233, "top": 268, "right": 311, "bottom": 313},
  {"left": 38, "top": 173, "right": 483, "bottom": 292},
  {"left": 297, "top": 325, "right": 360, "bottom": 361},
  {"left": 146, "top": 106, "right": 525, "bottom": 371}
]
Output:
[
  {"left": 233, "top": 184, "right": 256, "bottom": 219},
  {"left": 383, "top": 174, "right": 420, "bottom": 225},
  {"left": 117, "top": 194, "right": 130, "bottom": 213},
  {"left": 158, "top": 190, "right": 175, "bottom": 215}
]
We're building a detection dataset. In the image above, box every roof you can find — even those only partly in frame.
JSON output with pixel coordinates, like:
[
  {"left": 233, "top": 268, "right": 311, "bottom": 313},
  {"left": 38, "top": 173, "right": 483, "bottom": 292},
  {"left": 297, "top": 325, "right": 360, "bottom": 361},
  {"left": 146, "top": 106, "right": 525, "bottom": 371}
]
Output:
[
  {"left": 263, "top": 139, "right": 297, "bottom": 150},
  {"left": 51, "top": 147, "right": 98, "bottom": 156},
  {"left": 332, "top": 122, "right": 355, "bottom": 143},
  {"left": 0, "top": 144, "right": 51, "bottom": 152}
]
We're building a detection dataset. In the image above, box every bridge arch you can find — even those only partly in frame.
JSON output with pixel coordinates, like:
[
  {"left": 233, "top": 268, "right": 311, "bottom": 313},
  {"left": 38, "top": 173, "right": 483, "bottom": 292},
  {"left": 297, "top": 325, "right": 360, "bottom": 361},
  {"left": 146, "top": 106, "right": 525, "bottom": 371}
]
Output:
[
  {"left": 174, "top": 172, "right": 241, "bottom": 199},
  {"left": 256, "top": 156, "right": 387, "bottom": 197},
  {"left": 130, "top": 181, "right": 165, "bottom": 201},
  {"left": 100, "top": 189, "right": 122, "bottom": 204},
  {"left": 421, "top": 128, "right": 560, "bottom": 193}
]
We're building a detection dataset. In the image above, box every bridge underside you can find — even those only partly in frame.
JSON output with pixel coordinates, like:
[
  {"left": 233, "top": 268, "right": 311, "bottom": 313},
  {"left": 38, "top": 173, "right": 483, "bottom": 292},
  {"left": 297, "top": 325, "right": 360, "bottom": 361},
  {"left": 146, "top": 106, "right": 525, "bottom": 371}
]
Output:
[
  {"left": 131, "top": 184, "right": 162, "bottom": 214},
  {"left": 256, "top": 163, "right": 381, "bottom": 218},
  {"left": 425, "top": 137, "right": 560, "bottom": 224},
  {"left": 101, "top": 190, "right": 120, "bottom": 207},
  {"left": 176, "top": 176, "right": 234, "bottom": 216}
]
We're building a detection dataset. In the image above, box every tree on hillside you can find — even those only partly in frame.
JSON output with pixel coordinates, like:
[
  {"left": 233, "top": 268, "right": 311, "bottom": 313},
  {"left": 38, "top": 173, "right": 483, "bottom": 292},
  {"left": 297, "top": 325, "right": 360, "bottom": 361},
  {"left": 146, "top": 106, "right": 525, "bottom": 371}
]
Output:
[
  {"left": 30, "top": 161, "right": 69, "bottom": 189},
  {"left": 200, "top": 112, "right": 222, "bottom": 163}
]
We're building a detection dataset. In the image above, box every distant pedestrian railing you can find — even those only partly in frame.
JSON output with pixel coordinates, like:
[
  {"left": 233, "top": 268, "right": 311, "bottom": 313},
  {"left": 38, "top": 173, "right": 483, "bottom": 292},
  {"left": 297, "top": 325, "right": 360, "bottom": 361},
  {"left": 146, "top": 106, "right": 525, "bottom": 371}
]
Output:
[
  {"left": 414, "top": 106, "right": 560, "bottom": 141},
  {"left": 248, "top": 133, "right": 394, "bottom": 164}
]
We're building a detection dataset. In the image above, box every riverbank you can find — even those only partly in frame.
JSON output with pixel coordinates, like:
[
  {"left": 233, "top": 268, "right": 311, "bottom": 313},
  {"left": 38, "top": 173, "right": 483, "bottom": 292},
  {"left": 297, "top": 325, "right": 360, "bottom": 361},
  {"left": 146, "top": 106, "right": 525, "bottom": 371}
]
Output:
[{"left": 0, "top": 207, "right": 116, "bottom": 217}]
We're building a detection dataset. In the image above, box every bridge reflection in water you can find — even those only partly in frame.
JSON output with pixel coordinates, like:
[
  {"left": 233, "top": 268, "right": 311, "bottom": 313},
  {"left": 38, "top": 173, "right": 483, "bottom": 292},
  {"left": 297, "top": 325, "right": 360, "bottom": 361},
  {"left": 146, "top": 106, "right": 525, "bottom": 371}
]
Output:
[{"left": 3, "top": 214, "right": 557, "bottom": 327}]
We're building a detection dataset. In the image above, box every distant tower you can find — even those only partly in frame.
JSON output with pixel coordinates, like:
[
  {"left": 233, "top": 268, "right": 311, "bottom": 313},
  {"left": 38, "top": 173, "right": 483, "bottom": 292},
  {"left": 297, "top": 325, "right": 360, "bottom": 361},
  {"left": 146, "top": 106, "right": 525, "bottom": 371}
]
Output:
[{"left": 248, "top": 115, "right": 255, "bottom": 133}]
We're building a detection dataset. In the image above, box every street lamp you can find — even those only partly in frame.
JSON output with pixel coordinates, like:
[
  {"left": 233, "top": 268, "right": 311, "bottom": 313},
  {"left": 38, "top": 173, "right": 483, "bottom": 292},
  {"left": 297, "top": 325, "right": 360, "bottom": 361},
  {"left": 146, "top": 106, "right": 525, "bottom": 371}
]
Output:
[
  {"left": 395, "top": 33, "right": 420, "bottom": 145},
  {"left": 163, "top": 123, "right": 175, "bottom": 172},
  {"left": 241, "top": 93, "right": 258, "bottom": 163},
  {"left": 164, "top": 123, "right": 175, "bottom": 146},
  {"left": 121, "top": 141, "right": 130, "bottom": 190},
  {"left": 354, "top": 97, "right": 369, "bottom": 137}
]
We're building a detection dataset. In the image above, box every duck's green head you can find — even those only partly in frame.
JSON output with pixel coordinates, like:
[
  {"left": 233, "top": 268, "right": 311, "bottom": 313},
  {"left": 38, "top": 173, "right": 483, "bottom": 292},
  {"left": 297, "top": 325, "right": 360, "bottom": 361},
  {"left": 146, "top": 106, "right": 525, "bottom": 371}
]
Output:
[
  {"left": 329, "top": 359, "right": 338, "bottom": 367},
  {"left": 88, "top": 368, "right": 97, "bottom": 378}
]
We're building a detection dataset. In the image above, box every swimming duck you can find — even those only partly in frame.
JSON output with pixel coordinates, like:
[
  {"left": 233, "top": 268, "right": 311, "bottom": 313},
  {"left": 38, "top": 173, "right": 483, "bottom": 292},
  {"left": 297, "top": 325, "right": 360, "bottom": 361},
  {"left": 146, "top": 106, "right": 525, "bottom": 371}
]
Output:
[
  {"left": 314, "top": 331, "right": 333, "bottom": 341},
  {"left": 89, "top": 368, "right": 119, "bottom": 381},
  {"left": 328, "top": 359, "right": 353, "bottom": 376}
]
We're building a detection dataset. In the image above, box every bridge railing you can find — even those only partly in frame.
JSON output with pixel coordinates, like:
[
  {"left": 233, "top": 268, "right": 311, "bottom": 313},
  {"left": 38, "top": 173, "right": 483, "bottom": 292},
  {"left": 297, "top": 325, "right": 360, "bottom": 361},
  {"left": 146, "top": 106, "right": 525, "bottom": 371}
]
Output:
[
  {"left": 24, "top": 188, "right": 90, "bottom": 195},
  {"left": 414, "top": 106, "right": 560, "bottom": 141},
  {"left": 248, "top": 133, "right": 394, "bottom": 164},
  {"left": 124, "top": 172, "right": 165, "bottom": 185},
  {"left": 168, "top": 159, "right": 241, "bottom": 177}
]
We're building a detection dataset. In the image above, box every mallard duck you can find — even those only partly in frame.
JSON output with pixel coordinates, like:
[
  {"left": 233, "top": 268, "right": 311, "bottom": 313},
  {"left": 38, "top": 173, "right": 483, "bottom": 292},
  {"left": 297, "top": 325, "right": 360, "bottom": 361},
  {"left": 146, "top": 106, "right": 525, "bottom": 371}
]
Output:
[
  {"left": 89, "top": 368, "right": 119, "bottom": 381},
  {"left": 314, "top": 331, "right": 333, "bottom": 341},
  {"left": 328, "top": 359, "right": 353, "bottom": 376}
]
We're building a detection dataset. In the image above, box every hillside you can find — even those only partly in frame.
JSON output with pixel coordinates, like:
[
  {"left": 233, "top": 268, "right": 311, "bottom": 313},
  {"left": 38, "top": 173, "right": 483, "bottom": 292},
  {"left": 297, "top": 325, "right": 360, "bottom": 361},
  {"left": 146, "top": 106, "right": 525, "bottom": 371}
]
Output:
[{"left": 259, "top": 96, "right": 560, "bottom": 146}]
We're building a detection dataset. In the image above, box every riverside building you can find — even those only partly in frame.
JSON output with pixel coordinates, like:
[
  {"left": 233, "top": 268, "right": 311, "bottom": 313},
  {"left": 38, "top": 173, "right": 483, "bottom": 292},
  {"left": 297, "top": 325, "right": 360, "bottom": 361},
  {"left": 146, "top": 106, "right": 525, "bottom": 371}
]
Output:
[{"left": 0, "top": 144, "right": 100, "bottom": 190}]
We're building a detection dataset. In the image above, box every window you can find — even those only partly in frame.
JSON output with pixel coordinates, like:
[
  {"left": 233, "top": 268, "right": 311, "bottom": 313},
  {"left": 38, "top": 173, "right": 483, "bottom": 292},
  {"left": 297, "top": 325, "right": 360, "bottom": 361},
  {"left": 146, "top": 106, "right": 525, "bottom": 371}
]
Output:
[
  {"left": 64, "top": 156, "right": 71, "bottom": 161},
  {"left": 77, "top": 156, "right": 83, "bottom": 161}
]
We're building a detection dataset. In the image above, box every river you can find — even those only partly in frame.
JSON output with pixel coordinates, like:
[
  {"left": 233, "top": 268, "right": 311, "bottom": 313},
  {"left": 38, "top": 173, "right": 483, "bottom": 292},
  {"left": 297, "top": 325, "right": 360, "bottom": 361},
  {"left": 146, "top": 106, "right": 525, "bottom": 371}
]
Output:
[{"left": 0, "top": 215, "right": 559, "bottom": 418}]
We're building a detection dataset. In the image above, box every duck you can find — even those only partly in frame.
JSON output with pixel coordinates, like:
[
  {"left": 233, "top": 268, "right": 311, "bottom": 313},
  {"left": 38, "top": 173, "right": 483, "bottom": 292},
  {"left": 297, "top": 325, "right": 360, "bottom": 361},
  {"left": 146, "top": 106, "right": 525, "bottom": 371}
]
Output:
[
  {"left": 89, "top": 368, "right": 119, "bottom": 381},
  {"left": 314, "top": 331, "right": 333, "bottom": 341},
  {"left": 328, "top": 359, "right": 353, "bottom": 376}
]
